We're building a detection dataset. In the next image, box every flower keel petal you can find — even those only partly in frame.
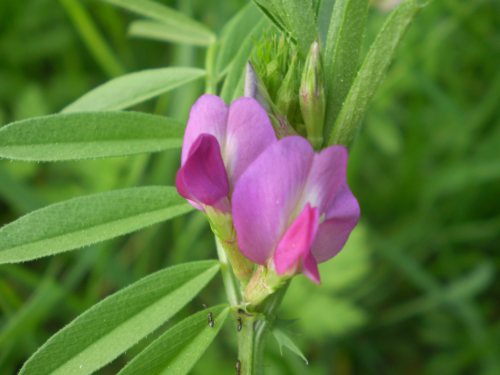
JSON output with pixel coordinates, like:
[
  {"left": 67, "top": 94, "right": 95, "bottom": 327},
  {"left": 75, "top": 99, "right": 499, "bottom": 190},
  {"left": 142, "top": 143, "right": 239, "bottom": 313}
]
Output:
[{"left": 273, "top": 204, "right": 320, "bottom": 280}]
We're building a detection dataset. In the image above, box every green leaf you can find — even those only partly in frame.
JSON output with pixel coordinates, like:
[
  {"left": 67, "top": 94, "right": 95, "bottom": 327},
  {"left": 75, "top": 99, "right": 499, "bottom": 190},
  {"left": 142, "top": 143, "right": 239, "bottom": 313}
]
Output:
[
  {"left": 220, "top": 20, "right": 267, "bottom": 102},
  {"left": 251, "top": 0, "right": 289, "bottom": 36},
  {"left": 328, "top": 0, "right": 423, "bottom": 146},
  {"left": 19, "top": 261, "right": 220, "bottom": 375},
  {"left": 280, "top": 0, "right": 317, "bottom": 56},
  {"left": 62, "top": 67, "right": 205, "bottom": 112},
  {"left": 0, "top": 186, "right": 193, "bottom": 264},
  {"left": 251, "top": 0, "right": 316, "bottom": 56},
  {"left": 215, "top": 3, "right": 262, "bottom": 80},
  {"left": 272, "top": 327, "right": 309, "bottom": 365},
  {"left": 104, "top": 0, "right": 215, "bottom": 44},
  {"left": 0, "top": 111, "right": 184, "bottom": 161},
  {"left": 128, "top": 20, "right": 212, "bottom": 47},
  {"left": 323, "top": 0, "right": 369, "bottom": 136},
  {"left": 119, "top": 305, "right": 230, "bottom": 375}
]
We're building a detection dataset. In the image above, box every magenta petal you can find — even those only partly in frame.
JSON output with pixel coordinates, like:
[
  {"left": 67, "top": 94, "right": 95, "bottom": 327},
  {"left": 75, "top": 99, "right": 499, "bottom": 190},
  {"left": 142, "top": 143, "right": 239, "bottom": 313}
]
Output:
[
  {"left": 182, "top": 94, "right": 228, "bottom": 164},
  {"left": 225, "top": 97, "right": 277, "bottom": 184},
  {"left": 311, "top": 182, "right": 360, "bottom": 262},
  {"left": 295, "top": 143, "right": 359, "bottom": 263},
  {"left": 232, "top": 136, "right": 314, "bottom": 264},
  {"left": 273, "top": 204, "right": 320, "bottom": 278},
  {"left": 176, "top": 134, "right": 229, "bottom": 208},
  {"left": 302, "top": 251, "right": 321, "bottom": 284}
]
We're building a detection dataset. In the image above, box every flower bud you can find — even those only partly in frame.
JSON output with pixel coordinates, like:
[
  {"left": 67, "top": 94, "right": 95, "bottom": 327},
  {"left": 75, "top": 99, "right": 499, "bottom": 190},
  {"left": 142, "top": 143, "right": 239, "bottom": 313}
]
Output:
[
  {"left": 299, "top": 41, "right": 325, "bottom": 149},
  {"left": 245, "top": 62, "right": 272, "bottom": 112},
  {"left": 245, "top": 62, "right": 297, "bottom": 139},
  {"left": 276, "top": 52, "right": 300, "bottom": 123}
]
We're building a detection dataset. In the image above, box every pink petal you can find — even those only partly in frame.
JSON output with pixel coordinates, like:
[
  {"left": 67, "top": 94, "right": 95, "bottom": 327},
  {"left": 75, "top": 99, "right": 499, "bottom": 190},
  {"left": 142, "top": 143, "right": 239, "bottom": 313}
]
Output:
[
  {"left": 224, "top": 97, "right": 277, "bottom": 185},
  {"left": 232, "top": 136, "right": 314, "bottom": 264},
  {"left": 303, "top": 145, "right": 348, "bottom": 211},
  {"left": 182, "top": 95, "right": 228, "bottom": 164},
  {"left": 302, "top": 251, "right": 321, "bottom": 284},
  {"left": 311, "top": 182, "right": 360, "bottom": 262},
  {"left": 175, "top": 134, "right": 229, "bottom": 208},
  {"left": 273, "top": 204, "right": 320, "bottom": 281},
  {"left": 294, "top": 144, "right": 359, "bottom": 263}
]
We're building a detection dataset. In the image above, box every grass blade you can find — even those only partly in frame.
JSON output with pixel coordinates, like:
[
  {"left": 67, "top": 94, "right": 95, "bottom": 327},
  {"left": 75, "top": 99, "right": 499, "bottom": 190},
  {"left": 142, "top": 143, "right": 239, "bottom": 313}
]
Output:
[{"left": 59, "top": 0, "right": 125, "bottom": 77}]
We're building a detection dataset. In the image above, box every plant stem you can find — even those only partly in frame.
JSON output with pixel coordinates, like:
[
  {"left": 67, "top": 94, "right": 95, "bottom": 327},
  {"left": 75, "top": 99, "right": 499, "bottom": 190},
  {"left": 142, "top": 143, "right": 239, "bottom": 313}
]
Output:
[
  {"left": 237, "top": 313, "right": 267, "bottom": 375},
  {"left": 237, "top": 284, "right": 289, "bottom": 374},
  {"left": 205, "top": 42, "right": 217, "bottom": 94}
]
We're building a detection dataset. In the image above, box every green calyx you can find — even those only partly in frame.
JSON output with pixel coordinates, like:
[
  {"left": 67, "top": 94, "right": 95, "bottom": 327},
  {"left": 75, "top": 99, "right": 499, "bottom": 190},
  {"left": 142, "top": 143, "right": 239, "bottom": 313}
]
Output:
[
  {"left": 205, "top": 207, "right": 254, "bottom": 284},
  {"left": 250, "top": 33, "right": 305, "bottom": 134},
  {"left": 300, "top": 41, "right": 325, "bottom": 149},
  {"left": 243, "top": 265, "right": 288, "bottom": 310}
]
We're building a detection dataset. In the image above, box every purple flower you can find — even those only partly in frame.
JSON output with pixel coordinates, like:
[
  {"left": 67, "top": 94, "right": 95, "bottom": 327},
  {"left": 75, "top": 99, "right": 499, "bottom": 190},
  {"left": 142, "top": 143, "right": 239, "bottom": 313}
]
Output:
[
  {"left": 232, "top": 136, "right": 360, "bottom": 283},
  {"left": 176, "top": 94, "right": 276, "bottom": 212}
]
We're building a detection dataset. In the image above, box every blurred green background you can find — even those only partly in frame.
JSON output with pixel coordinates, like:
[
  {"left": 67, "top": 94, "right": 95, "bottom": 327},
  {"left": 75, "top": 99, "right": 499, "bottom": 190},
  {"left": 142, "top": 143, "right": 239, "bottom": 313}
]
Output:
[{"left": 0, "top": 0, "right": 499, "bottom": 374}]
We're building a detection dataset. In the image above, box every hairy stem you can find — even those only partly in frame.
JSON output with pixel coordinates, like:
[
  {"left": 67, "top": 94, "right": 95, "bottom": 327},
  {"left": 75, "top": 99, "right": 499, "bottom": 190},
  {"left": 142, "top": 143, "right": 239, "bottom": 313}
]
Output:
[
  {"left": 237, "top": 313, "right": 267, "bottom": 375},
  {"left": 237, "top": 285, "right": 289, "bottom": 374}
]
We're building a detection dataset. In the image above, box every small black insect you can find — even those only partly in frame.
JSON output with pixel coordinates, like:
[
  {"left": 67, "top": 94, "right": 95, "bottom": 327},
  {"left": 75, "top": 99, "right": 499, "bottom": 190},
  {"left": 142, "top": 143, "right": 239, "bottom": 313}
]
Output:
[
  {"left": 208, "top": 312, "right": 215, "bottom": 328},
  {"left": 237, "top": 317, "right": 243, "bottom": 332},
  {"left": 235, "top": 360, "right": 241, "bottom": 375}
]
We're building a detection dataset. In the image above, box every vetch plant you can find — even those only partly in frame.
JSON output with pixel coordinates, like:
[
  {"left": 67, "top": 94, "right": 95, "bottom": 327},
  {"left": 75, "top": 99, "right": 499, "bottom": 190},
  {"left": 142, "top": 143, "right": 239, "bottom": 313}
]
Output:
[{"left": 0, "top": 0, "right": 427, "bottom": 374}]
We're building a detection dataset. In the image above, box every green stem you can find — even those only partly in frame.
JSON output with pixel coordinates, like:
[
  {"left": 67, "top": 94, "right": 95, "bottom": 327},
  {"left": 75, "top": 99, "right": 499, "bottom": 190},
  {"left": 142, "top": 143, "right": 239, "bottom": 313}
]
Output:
[
  {"left": 237, "top": 313, "right": 267, "bottom": 375},
  {"left": 205, "top": 42, "right": 217, "bottom": 94},
  {"left": 237, "top": 285, "right": 289, "bottom": 374}
]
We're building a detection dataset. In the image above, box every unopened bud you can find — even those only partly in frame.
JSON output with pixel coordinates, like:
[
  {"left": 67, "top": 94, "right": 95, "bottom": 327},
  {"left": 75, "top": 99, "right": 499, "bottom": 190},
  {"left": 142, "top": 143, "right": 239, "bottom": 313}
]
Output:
[
  {"left": 276, "top": 52, "right": 300, "bottom": 122},
  {"left": 245, "top": 62, "right": 271, "bottom": 112},
  {"left": 245, "top": 62, "right": 297, "bottom": 139},
  {"left": 300, "top": 41, "right": 325, "bottom": 149}
]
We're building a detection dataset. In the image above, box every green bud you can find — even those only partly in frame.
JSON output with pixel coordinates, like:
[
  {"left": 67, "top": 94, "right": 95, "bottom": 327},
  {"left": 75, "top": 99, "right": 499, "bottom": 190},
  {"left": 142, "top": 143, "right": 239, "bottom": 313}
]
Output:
[
  {"left": 245, "top": 62, "right": 272, "bottom": 112},
  {"left": 276, "top": 52, "right": 300, "bottom": 122},
  {"left": 299, "top": 41, "right": 325, "bottom": 149},
  {"left": 245, "top": 62, "right": 297, "bottom": 139}
]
